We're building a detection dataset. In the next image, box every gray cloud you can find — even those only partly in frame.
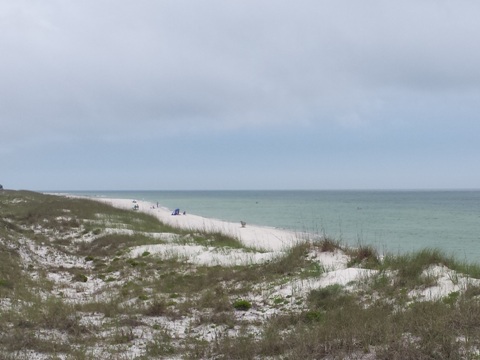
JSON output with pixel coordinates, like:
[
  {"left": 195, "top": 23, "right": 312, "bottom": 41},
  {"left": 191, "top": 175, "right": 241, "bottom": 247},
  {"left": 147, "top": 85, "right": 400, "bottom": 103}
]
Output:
[{"left": 2, "top": 0, "right": 480, "bottom": 151}]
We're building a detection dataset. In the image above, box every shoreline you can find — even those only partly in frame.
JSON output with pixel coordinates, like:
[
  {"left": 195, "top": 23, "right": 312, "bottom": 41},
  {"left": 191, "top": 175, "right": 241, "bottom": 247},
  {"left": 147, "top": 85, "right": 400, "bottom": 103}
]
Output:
[
  {"left": 55, "top": 190, "right": 480, "bottom": 264},
  {"left": 72, "top": 195, "right": 303, "bottom": 252}
]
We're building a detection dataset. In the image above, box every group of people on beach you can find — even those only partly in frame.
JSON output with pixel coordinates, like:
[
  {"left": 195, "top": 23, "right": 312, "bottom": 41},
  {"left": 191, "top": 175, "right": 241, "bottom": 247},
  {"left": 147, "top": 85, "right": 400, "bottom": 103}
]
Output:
[
  {"left": 172, "top": 208, "right": 186, "bottom": 216},
  {"left": 132, "top": 200, "right": 139, "bottom": 210},
  {"left": 131, "top": 199, "right": 186, "bottom": 216}
]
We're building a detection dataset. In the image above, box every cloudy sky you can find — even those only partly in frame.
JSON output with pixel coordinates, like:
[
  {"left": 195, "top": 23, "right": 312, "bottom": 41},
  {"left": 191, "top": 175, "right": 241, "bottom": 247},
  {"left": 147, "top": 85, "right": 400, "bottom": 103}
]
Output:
[{"left": 2, "top": 0, "right": 480, "bottom": 190}]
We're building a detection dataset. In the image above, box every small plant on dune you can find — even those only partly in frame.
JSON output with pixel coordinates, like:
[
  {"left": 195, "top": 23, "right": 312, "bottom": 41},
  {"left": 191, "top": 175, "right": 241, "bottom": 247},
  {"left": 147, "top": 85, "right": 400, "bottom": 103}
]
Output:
[
  {"left": 383, "top": 248, "right": 456, "bottom": 288},
  {"left": 264, "top": 242, "right": 310, "bottom": 276},
  {"left": 307, "top": 284, "right": 355, "bottom": 311},
  {"left": 144, "top": 299, "right": 168, "bottom": 316},
  {"left": 233, "top": 299, "right": 252, "bottom": 311},
  {"left": 304, "top": 310, "right": 324, "bottom": 323},
  {"left": 347, "top": 244, "right": 380, "bottom": 269},
  {"left": 317, "top": 237, "right": 341, "bottom": 253},
  {"left": 197, "top": 287, "right": 232, "bottom": 312},
  {"left": 112, "top": 327, "right": 136, "bottom": 344},
  {"left": 443, "top": 291, "right": 460, "bottom": 307},
  {"left": 301, "top": 261, "right": 324, "bottom": 278},
  {"left": 72, "top": 273, "right": 88, "bottom": 283},
  {"left": 273, "top": 296, "right": 285, "bottom": 305}
]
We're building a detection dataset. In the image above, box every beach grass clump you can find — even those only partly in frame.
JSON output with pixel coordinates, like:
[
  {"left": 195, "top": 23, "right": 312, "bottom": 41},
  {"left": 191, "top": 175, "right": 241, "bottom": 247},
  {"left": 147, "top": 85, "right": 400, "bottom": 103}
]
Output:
[
  {"left": 307, "top": 284, "right": 355, "bottom": 311},
  {"left": 316, "top": 237, "right": 342, "bottom": 252},
  {"left": 303, "top": 309, "right": 324, "bottom": 323},
  {"left": 263, "top": 241, "right": 311, "bottom": 276},
  {"left": 233, "top": 299, "right": 252, "bottom": 311},
  {"left": 191, "top": 230, "right": 253, "bottom": 251},
  {"left": 72, "top": 273, "right": 88, "bottom": 283},
  {"left": 143, "top": 298, "right": 169, "bottom": 317},
  {"left": 196, "top": 287, "right": 232, "bottom": 312},
  {"left": 347, "top": 244, "right": 381, "bottom": 269},
  {"left": 381, "top": 248, "right": 457, "bottom": 288}
]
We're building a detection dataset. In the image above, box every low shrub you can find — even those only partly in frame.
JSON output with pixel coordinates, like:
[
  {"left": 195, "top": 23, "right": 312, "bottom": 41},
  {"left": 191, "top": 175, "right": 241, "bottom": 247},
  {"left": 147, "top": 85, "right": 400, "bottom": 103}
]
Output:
[
  {"left": 233, "top": 299, "right": 252, "bottom": 311},
  {"left": 144, "top": 299, "right": 167, "bottom": 316},
  {"left": 318, "top": 238, "right": 340, "bottom": 253},
  {"left": 308, "top": 284, "right": 355, "bottom": 311},
  {"left": 304, "top": 310, "right": 324, "bottom": 323},
  {"left": 347, "top": 244, "right": 380, "bottom": 268},
  {"left": 72, "top": 273, "right": 88, "bottom": 283}
]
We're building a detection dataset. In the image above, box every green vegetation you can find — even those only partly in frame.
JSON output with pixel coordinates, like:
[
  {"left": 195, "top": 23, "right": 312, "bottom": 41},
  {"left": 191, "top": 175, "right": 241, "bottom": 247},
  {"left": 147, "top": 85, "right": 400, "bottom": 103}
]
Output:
[
  {"left": 1, "top": 190, "right": 480, "bottom": 359},
  {"left": 233, "top": 299, "right": 252, "bottom": 311}
]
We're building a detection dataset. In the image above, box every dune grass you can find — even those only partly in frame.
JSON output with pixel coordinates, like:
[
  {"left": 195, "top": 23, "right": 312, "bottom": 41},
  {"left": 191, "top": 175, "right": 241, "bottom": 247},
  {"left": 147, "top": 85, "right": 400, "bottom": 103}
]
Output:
[{"left": 2, "top": 190, "right": 480, "bottom": 359}]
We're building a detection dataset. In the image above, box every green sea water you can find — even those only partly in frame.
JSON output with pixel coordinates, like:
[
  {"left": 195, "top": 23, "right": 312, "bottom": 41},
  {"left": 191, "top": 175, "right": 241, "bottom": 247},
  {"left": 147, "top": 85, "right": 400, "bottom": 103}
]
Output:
[{"left": 66, "top": 190, "right": 480, "bottom": 263}]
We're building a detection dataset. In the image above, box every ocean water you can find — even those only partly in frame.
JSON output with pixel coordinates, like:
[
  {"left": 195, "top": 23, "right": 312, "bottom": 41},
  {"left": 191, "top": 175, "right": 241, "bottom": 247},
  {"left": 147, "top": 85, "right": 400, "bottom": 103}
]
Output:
[{"left": 67, "top": 190, "right": 480, "bottom": 263}]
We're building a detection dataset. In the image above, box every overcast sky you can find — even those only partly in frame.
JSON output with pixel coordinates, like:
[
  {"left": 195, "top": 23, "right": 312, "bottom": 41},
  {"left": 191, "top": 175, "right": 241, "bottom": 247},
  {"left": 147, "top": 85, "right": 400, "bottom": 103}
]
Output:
[{"left": 2, "top": 0, "right": 480, "bottom": 190}]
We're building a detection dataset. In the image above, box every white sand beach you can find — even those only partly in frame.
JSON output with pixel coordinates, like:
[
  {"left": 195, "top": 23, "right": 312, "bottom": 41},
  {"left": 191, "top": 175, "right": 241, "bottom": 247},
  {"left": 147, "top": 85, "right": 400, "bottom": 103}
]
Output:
[{"left": 96, "top": 198, "right": 301, "bottom": 252}]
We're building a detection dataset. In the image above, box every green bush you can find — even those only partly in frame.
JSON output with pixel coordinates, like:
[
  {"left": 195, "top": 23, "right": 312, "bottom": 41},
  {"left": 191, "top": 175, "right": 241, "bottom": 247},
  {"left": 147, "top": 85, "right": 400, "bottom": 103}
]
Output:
[
  {"left": 304, "top": 310, "right": 324, "bottom": 323},
  {"left": 233, "top": 299, "right": 252, "bottom": 311}
]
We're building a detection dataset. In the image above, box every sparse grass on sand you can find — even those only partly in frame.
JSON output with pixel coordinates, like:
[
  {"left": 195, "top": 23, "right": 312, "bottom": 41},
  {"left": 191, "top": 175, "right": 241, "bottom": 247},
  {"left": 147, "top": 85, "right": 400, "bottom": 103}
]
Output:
[{"left": 2, "top": 190, "right": 480, "bottom": 359}]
